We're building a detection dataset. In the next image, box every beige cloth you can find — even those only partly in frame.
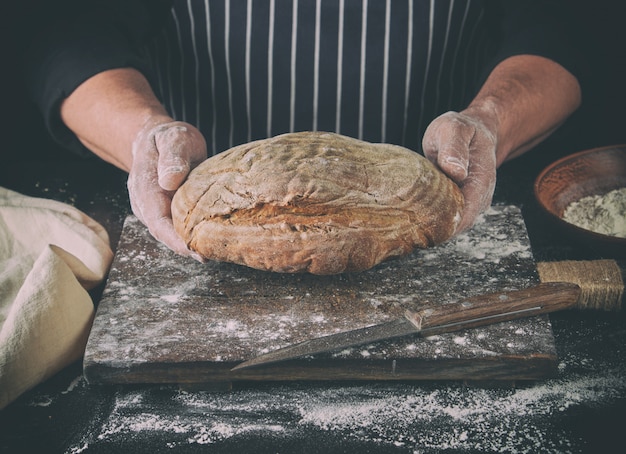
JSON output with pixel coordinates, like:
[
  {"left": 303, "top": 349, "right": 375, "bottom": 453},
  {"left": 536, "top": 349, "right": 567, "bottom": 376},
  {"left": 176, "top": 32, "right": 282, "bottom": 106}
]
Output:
[{"left": 0, "top": 187, "right": 113, "bottom": 409}]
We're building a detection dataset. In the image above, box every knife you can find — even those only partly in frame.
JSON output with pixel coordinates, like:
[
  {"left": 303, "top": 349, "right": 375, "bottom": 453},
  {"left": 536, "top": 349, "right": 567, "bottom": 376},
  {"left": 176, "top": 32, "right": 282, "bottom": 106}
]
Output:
[{"left": 231, "top": 281, "right": 581, "bottom": 371}]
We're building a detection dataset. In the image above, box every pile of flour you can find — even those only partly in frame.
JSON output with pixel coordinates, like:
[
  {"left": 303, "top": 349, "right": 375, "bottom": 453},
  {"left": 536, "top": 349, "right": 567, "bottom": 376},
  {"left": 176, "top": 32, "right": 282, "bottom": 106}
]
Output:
[{"left": 562, "top": 187, "right": 626, "bottom": 238}]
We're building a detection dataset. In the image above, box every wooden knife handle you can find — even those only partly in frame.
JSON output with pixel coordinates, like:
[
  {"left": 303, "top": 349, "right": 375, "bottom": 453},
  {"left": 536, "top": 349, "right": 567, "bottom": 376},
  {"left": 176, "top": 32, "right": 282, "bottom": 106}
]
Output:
[{"left": 408, "top": 282, "right": 581, "bottom": 337}]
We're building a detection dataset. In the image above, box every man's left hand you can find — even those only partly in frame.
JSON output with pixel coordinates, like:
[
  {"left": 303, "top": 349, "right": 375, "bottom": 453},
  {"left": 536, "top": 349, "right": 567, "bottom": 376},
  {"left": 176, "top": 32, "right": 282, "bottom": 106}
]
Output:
[{"left": 422, "top": 110, "right": 498, "bottom": 233}]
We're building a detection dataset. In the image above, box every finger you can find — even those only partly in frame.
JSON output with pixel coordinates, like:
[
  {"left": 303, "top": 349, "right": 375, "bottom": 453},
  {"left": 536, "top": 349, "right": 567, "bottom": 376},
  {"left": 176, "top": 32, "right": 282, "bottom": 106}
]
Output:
[
  {"left": 155, "top": 124, "right": 207, "bottom": 191},
  {"left": 155, "top": 125, "right": 191, "bottom": 191},
  {"left": 153, "top": 222, "right": 207, "bottom": 263},
  {"left": 455, "top": 184, "right": 486, "bottom": 234},
  {"left": 129, "top": 168, "right": 205, "bottom": 261},
  {"left": 127, "top": 174, "right": 145, "bottom": 225},
  {"left": 455, "top": 162, "right": 496, "bottom": 233},
  {"left": 141, "top": 186, "right": 206, "bottom": 262},
  {"left": 127, "top": 133, "right": 161, "bottom": 224},
  {"left": 149, "top": 210, "right": 204, "bottom": 261},
  {"left": 128, "top": 143, "right": 188, "bottom": 255},
  {"left": 435, "top": 135, "right": 470, "bottom": 182},
  {"left": 422, "top": 113, "right": 470, "bottom": 182}
]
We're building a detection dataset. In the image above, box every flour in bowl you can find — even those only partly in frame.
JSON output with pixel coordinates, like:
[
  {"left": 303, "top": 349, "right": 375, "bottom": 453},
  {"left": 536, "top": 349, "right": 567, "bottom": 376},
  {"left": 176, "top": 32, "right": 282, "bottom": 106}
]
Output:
[{"left": 562, "top": 187, "right": 626, "bottom": 238}]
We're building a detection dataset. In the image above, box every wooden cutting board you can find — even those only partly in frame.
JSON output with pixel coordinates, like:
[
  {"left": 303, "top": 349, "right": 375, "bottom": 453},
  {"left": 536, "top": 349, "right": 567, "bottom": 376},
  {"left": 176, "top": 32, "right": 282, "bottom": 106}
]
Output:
[{"left": 84, "top": 205, "right": 558, "bottom": 385}]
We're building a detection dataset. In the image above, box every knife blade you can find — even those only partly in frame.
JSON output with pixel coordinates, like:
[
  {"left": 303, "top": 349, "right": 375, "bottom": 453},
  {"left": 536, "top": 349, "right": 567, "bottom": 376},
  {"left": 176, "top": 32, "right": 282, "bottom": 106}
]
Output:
[{"left": 231, "top": 281, "right": 581, "bottom": 371}]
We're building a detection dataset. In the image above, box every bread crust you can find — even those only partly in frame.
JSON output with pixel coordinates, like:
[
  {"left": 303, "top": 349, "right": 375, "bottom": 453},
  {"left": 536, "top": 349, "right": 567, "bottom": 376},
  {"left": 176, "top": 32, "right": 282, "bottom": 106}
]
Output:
[{"left": 172, "top": 131, "right": 463, "bottom": 274}]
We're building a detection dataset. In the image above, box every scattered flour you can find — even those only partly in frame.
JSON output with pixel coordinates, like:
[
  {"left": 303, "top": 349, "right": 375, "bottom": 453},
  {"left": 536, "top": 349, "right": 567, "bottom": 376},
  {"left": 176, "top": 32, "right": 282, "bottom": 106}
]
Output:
[
  {"left": 452, "top": 336, "right": 467, "bottom": 346},
  {"left": 27, "top": 374, "right": 84, "bottom": 407},
  {"left": 61, "top": 376, "right": 83, "bottom": 395},
  {"left": 65, "top": 349, "right": 626, "bottom": 453},
  {"left": 562, "top": 187, "right": 626, "bottom": 238},
  {"left": 159, "top": 294, "right": 181, "bottom": 303},
  {"left": 447, "top": 207, "right": 534, "bottom": 263}
]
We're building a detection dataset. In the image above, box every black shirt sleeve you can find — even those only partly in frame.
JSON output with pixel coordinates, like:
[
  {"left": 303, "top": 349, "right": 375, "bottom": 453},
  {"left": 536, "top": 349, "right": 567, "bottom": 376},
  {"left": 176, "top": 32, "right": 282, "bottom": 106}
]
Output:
[
  {"left": 481, "top": 0, "right": 588, "bottom": 92},
  {"left": 21, "top": 0, "right": 173, "bottom": 155}
]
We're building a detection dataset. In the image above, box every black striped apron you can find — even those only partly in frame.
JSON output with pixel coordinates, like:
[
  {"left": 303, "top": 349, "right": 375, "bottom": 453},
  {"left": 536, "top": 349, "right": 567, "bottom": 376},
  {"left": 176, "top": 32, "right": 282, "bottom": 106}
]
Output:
[{"left": 147, "top": 0, "right": 490, "bottom": 155}]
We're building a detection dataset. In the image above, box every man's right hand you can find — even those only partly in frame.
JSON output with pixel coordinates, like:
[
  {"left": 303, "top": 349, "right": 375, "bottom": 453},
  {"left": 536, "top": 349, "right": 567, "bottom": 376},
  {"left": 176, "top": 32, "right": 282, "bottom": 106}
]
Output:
[
  {"left": 60, "top": 68, "right": 208, "bottom": 259},
  {"left": 127, "top": 119, "right": 207, "bottom": 260}
]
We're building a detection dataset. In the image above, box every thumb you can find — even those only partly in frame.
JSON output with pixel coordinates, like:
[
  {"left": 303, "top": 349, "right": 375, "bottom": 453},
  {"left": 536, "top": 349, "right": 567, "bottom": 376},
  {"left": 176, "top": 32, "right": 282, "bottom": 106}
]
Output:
[
  {"left": 155, "top": 123, "right": 207, "bottom": 191},
  {"left": 422, "top": 113, "right": 470, "bottom": 183}
]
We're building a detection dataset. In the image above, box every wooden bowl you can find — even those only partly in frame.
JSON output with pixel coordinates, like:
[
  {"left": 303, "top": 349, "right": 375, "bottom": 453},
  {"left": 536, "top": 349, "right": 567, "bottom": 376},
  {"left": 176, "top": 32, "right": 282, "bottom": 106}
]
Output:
[{"left": 534, "top": 145, "right": 626, "bottom": 257}]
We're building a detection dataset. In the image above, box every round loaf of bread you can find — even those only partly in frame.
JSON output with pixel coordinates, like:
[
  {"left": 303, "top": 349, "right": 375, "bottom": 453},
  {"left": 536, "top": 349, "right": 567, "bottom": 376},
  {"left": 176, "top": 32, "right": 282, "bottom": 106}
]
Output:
[{"left": 172, "top": 131, "right": 464, "bottom": 274}]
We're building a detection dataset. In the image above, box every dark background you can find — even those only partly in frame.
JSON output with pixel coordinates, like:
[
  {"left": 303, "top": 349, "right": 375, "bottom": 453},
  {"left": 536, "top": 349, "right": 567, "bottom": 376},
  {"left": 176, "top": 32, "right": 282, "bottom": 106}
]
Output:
[{"left": 1, "top": 3, "right": 625, "bottom": 453}]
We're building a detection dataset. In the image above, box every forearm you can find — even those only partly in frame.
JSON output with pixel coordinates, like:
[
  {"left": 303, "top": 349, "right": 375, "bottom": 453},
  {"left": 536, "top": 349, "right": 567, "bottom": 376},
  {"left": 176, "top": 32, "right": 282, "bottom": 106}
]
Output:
[
  {"left": 60, "top": 66, "right": 207, "bottom": 258},
  {"left": 464, "top": 54, "right": 581, "bottom": 166},
  {"left": 59, "top": 67, "right": 171, "bottom": 171}
]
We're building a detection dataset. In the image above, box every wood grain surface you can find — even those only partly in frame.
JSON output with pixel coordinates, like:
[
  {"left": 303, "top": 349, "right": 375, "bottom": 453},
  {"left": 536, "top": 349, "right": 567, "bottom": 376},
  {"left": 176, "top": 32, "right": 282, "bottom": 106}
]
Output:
[{"left": 84, "top": 205, "right": 557, "bottom": 384}]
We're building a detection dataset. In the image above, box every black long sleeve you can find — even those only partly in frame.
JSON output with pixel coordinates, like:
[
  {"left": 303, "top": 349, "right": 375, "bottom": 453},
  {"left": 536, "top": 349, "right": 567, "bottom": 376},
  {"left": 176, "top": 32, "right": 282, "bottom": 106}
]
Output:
[
  {"left": 20, "top": 0, "right": 172, "bottom": 154},
  {"left": 480, "top": 0, "right": 588, "bottom": 92}
]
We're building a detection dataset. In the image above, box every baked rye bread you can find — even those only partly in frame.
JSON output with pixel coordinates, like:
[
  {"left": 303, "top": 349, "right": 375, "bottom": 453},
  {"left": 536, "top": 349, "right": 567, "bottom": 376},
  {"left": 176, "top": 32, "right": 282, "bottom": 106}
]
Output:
[{"left": 172, "top": 131, "right": 464, "bottom": 274}]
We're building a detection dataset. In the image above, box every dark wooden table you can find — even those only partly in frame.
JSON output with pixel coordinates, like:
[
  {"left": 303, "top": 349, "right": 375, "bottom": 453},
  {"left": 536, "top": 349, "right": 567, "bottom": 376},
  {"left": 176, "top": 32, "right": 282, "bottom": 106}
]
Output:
[{"left": 1, "top": 138, "right": 625, "bottom": 453}]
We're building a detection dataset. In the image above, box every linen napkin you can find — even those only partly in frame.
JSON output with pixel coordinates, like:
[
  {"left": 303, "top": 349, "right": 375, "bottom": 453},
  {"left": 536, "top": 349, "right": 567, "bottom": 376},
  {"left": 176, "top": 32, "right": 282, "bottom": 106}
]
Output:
[{"left": 0, "top": 187, "right": 113, "bottom": 409}]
